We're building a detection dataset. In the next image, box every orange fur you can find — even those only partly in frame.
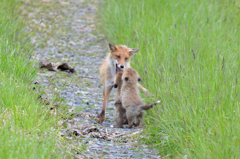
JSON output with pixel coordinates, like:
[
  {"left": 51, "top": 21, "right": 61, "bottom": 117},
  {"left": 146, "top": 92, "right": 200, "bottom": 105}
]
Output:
[
  {"left": 97, "top": 43, "right": 139, "bottom": 123},
  {"left": 97, "top": 43, "right": 151, "bottom": 124}
]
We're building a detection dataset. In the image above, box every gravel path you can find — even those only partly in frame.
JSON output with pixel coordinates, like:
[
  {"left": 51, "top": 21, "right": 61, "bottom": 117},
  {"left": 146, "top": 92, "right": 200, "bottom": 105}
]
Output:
[{"left": 21, "top": 0, "right": 160, "bottom": 158}]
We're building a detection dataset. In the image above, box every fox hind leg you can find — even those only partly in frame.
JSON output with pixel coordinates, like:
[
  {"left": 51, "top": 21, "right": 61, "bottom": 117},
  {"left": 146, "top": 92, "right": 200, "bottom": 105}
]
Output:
[
  {"left": 126, "top": 110, "right": 134, "bottom": 128},
  {"left": 127, "top": 116, "right": 134, "bottom": 128},
  {"left": 115, "top": 109, "right": 124, "bottom": 128},
  {"left": 134, "top": 112, "right": 144, "bottom": 127}
]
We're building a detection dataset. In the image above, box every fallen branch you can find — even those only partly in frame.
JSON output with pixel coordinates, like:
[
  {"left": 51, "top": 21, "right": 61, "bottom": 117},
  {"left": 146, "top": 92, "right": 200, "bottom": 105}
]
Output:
[{"left": 67, "top": 124, "right": 129, "bottom": 141}]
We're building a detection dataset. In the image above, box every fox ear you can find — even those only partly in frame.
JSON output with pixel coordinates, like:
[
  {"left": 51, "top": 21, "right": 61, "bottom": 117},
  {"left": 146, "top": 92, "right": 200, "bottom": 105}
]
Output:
[
  {"left": 109, "top": 43, "right": 117, "bottom": 52},
  {"left": 129, "top": 48, "right": 139, "bottom": 56},
  {"left": 138, "top": 78, "right": 143, "bottom": 82},
  {"left": 124, "top": 77, "right": 128, "bottom": 81}
]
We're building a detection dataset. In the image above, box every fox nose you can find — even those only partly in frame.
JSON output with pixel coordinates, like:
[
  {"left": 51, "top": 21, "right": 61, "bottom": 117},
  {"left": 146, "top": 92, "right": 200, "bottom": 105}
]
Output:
[{"left": 120, "top": 65, "right": 124, "bottom": 69}]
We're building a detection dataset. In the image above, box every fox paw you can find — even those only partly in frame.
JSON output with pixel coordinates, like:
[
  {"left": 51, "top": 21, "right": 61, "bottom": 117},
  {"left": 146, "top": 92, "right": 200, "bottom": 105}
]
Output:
[
  {"left": 97, "top": 111, "right": 105, "bottom": 124},
  {"left": 97, "top": 117, "right": 104, "bottom": 124},
  {"left": 114, "top": 124, "right": 123, "bottom": 128}
]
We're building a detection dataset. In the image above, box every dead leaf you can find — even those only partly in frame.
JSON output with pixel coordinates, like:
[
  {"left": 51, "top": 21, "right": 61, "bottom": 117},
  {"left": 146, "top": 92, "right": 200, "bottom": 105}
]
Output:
[
  {"left": 39, "top": 61, "right": 57, "bottom": 71},
  {"left": 57, "top": 63, "right": 75, "bottom": 73},
  {"left": 69, "top": 124, "right": 102, "bottom": 138},
  {"left": 32, "top": 81, "right": 39, "bottom": 90},
  {"left": 44, "top": 100, "right": 50, "bottom": 105},
  {"left": 67, "top": 124, "right": 127, "bottom": 141},
  {"left": 73, "top": 112, "right": 97, "bottom": 118},
  {"left": 37, "top": 95, "right": 50, "bottom": 105},
  {"left": 39, "top": 61, "right": 76, "bottom": 73},
  {"left": 37, "top": 95, "right": 42, "bottom": 100}
]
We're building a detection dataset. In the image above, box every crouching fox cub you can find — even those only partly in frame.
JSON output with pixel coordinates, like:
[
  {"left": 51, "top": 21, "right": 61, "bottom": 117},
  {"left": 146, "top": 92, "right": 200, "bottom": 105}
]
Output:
[{"left": 115, "top": 68, "right": 160, "bottom": 128}]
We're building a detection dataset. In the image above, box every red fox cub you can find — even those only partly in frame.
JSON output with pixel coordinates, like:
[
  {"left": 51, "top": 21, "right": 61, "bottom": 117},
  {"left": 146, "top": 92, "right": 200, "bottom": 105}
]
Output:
[
  {"left": 97, "top": 43, "right": 151, "bottom": 124},
  {"left": 119, "top": 68, "right": 160, "bottom": 128},
  {"left": 113, "top": 70, "right": 127, "bottom": 128}
]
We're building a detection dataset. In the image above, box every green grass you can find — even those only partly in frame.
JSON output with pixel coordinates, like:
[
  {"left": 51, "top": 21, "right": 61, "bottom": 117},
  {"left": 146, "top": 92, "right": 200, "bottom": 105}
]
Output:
[
  {"left": 99, "top": 0, "right": 240, "bottom": 158},
  {"left": 0, "top": 0, "right": 68, "bottom": 158}
]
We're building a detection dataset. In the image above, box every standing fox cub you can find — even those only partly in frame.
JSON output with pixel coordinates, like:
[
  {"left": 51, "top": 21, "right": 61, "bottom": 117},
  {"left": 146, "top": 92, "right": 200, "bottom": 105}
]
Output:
[
  {"left": 115, "top": 68, "right": 160, "bottom": 128},
  {"left": 114, "top": 70, "right": 127, "bottom": 128},
  {"left": 97, "top": 43, "right": 151, "bottom": 124}
]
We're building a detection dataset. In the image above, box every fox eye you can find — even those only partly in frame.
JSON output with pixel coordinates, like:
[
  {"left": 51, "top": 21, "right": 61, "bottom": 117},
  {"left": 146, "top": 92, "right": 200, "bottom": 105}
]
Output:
[{"left": 116, "top": 56, "right": 120, "bottom": 58}]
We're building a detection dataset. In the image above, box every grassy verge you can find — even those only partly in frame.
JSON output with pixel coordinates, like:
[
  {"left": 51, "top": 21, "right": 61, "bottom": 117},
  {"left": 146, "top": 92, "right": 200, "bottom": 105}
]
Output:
[
  {"left": 99, "top": 0, "right": 240, "bottom": 158},
  {"left": 0, "top": 0, "right": 67, "bottom": 158}
]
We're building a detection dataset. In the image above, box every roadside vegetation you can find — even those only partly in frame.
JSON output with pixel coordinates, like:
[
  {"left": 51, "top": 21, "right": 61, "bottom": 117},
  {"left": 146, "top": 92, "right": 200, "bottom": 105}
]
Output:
[
  {"left": 99, "top": 0, "right": 240, "bottom": 158},
  {"left": 0, "top": 0, "right": 67, "bottom": 158}
]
